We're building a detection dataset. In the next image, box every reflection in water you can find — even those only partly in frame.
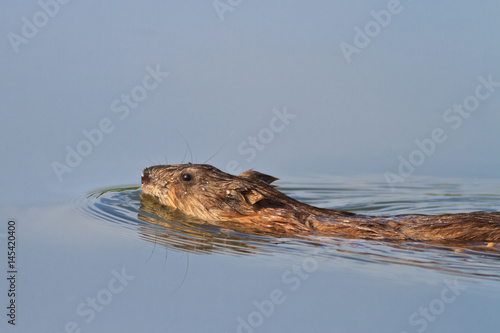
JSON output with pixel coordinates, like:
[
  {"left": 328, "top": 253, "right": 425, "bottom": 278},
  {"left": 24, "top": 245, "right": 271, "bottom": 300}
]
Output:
[
  {"left": 80, "top": 180, "right": 500, "bottom": 281},
  {"left": 137, "top": 194, "right": 289, "bottom": 256}
]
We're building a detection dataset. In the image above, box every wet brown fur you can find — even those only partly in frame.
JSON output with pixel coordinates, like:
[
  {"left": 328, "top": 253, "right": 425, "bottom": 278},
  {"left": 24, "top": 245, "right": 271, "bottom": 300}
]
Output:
[{"left": 141, "top": 164, "right": 500, "bottom": 243}]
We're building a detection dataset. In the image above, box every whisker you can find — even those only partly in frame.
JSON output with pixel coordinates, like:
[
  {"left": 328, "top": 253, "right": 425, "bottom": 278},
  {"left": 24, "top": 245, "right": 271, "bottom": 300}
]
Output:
[
  {"left": 144, "top": 225, "right": 159, "bottom": 264},
  {"left": 203, "top": 142, "right": 226, "bottom": 164},
  {"left": 168, "top": 254, "right": 190, "bottom": 296},
  {"left": 177, "top": 131, "right": 194, "bottom": 164}
]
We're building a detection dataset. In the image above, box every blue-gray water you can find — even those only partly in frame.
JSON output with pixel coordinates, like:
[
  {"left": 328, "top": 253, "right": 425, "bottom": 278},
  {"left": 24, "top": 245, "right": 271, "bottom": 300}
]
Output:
[
  {"left": 4, "top": 176, "right": 500, "bottom": 333},
  {"left": 82, "top": 178, "right": 500, "bottom": 280},
  {"left": 2, "top": 1, "right": 500, "bottom": 332}
]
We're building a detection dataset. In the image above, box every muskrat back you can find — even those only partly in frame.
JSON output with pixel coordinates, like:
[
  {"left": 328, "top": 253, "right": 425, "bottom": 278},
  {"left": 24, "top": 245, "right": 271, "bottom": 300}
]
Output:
[{"left": 141, "top": 163, "right": 500, "bottom": 243}]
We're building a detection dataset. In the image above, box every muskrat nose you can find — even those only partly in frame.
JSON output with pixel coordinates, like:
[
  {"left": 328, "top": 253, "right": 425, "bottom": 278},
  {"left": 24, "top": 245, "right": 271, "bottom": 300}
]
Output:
[{"left": 141, "top": 169, "right": 150, "bottom": 185}]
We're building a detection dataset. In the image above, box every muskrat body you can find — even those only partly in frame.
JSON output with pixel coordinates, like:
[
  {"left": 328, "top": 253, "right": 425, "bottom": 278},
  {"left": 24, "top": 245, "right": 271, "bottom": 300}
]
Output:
[{"left": 141, "top": 163, "right": 500, "bottom": 243}]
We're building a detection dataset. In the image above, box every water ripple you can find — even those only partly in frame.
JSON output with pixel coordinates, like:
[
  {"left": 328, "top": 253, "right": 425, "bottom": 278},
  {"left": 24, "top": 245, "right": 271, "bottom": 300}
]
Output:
[{"left": 76, "top": 177, "right": 500, "bottom": 281}]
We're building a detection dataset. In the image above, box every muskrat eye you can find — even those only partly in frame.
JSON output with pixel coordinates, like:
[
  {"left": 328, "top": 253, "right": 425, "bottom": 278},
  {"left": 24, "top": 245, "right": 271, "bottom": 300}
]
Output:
[{"left": 182, "top": 173, "right": 192, "bottom": 181}]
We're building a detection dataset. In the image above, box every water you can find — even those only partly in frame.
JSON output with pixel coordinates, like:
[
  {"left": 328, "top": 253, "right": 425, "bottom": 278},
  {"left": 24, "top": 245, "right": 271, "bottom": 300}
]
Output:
[
  {"left": 81, "top": 178, "right": 500, "bottom": 281},
  {"left": 2, "top": 2, "right": 499, "bottom": 332},
  {"left": 56, "top": 176, "right": 499, "bottom": 333},
  {"left": 2, "top": 175, "right": 500, "bottom": 333}
]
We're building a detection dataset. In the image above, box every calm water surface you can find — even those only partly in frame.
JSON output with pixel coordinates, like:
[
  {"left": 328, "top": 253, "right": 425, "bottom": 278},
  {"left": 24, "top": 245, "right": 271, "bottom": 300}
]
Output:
[
  {"left": 3, "top": 2, "right": 500, "bottom": 332},
  {"left": 3, "top": 176, "right": 500, "bottom": 333},
  {"left": 83, "top": 178, "right": 500, "bottom": 280}
]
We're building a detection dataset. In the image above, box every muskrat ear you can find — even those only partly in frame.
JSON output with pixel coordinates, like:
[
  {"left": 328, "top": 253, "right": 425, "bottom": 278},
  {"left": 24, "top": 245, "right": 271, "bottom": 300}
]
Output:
[
  {"left": 238, "top": 170, "right": 279, "bottom": 185},
  {"left": 237, "top": 188, "right": 266, "bottom": 205}
]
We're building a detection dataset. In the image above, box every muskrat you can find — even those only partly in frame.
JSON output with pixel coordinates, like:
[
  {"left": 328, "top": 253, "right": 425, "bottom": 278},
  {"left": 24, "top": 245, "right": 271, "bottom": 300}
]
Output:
[{"left": 140, "top": 163, "right": 500, "bottom": 243}]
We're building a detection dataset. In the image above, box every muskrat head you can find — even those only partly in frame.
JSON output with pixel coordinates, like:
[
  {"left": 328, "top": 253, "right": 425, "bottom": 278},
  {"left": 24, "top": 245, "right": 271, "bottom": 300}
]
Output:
[{"left": 141, "top": 163, "right": 280, "bottom": 221}]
